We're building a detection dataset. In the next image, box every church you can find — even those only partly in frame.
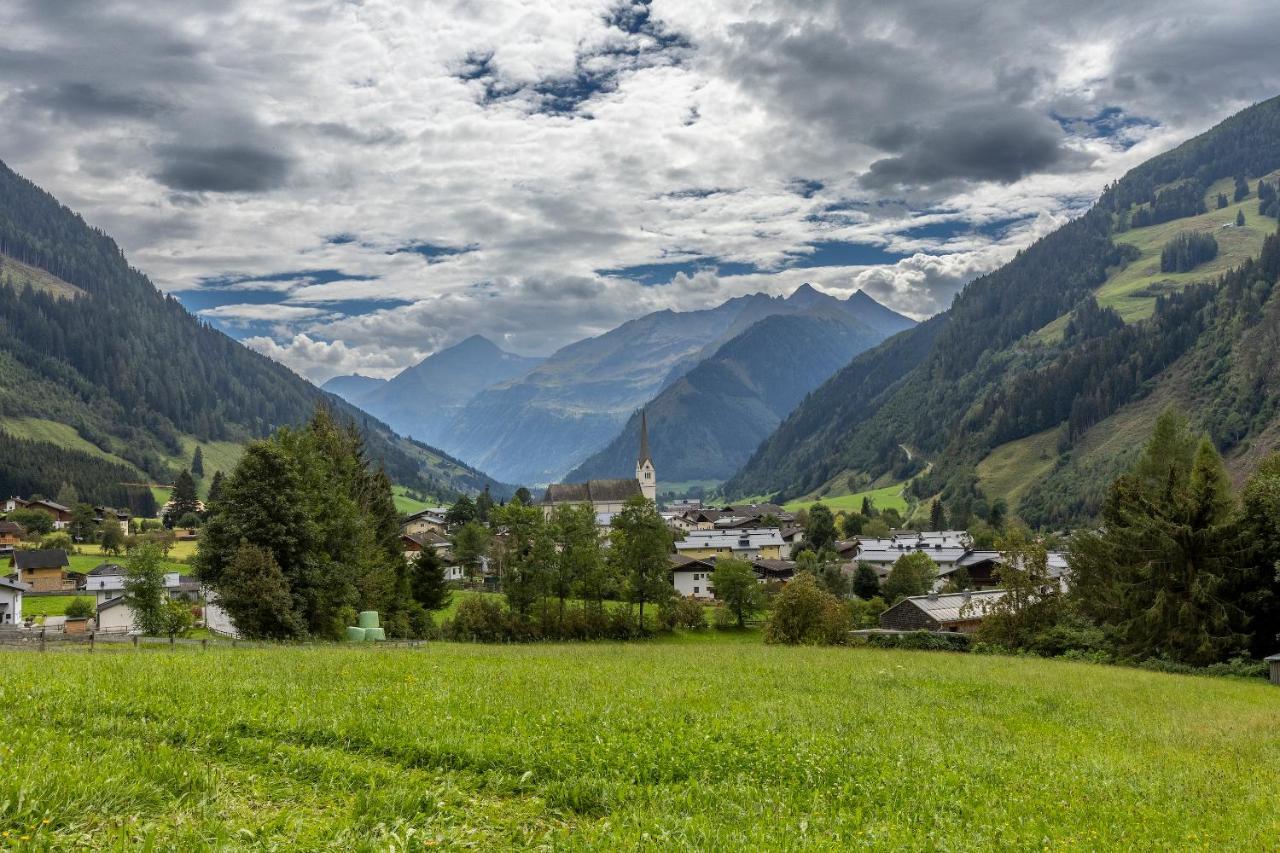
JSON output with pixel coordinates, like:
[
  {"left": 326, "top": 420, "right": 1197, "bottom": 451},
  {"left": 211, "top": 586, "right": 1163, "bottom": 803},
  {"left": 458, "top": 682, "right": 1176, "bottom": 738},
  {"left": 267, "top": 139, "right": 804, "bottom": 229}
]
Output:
[{"left": 541, "top": 410, "right": 657, "bottom": 517}]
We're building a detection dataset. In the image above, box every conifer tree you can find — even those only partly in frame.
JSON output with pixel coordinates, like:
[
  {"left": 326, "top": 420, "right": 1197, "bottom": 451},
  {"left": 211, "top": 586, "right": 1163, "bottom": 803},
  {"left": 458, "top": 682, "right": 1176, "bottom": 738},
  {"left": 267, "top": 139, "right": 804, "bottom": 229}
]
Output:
[
  {"left": 168, "top": 470, "right": 200, "bottom": 525},
  {"left": 191, "top": 446, "right": 204, "bottom": 477}
]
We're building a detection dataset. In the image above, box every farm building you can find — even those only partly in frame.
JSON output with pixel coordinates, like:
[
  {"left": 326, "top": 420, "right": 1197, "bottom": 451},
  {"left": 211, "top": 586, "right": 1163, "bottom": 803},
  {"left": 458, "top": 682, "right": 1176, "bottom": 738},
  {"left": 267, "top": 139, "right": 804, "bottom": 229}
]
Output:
[
  {"left": 0, "top": 520, "right": 24, "bottom": 556},
  {"left": 878, "top": 589, "right": 1007, "bottom": 633},
  {"left": 671, "top": 555, "right": 717, "bottom": 599},
  {"left": 10, "top": 549, "right": 76, "bottom": 592},
  {"left": 1268, "top": 653, "right": 1280, "bottom": 686}
]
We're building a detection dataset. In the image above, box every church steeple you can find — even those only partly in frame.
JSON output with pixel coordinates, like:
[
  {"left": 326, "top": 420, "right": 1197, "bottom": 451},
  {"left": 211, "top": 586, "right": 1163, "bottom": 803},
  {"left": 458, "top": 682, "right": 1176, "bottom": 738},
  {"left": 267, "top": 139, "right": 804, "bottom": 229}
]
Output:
[{"left": 636, "top": 408, "right": 656, "bottom": 503}]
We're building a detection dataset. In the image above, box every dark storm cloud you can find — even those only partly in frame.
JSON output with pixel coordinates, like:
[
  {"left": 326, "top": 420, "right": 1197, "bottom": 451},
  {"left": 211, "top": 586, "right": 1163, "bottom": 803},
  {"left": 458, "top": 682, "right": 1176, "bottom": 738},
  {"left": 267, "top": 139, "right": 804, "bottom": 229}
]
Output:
[
  {"left": 154, "top": 144, "right": 292, "bottom": 193},
  {"left": 859, "top": 107, "right": 1082, "bottom": 189},
  {"left": 33, "top": 82, "right": 166, "bottom": 119}
]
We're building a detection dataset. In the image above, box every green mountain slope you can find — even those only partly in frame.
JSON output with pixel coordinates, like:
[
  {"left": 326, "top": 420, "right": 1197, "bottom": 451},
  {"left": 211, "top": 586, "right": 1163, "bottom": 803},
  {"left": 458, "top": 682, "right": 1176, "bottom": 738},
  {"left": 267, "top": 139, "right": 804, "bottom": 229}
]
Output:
[
  {"left": 726, "top": 95, "right": 1280, "bottom": 524},
  {"left": 564, "top": 289, "right": 911, "bottom": 485},
  {"left": 0, "top": 159, "right": 509, "bottom": 511}
]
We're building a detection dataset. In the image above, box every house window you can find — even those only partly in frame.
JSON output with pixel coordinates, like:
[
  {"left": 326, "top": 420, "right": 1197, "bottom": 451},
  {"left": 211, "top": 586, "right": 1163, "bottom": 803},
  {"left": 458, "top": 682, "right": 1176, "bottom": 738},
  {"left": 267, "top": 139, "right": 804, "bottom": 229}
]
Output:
[{"left": 693, "top": 586, "right": 699, "bottom": 594}]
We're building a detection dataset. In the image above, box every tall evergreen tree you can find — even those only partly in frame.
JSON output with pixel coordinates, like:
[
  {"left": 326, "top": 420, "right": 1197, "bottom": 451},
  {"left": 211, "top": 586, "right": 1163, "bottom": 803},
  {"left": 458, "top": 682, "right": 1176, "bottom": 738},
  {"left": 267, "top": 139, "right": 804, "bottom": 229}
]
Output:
[
  {"left": 929, "top": 499, "right": 946, "bottom": 530},
  {"left": 207, "top": 470, "right": 225, "bottom": 504},
  {"left": 1237, "top": 454, "right": 1280, "bottom": 657},
  {"left": 410, "top": 548, "right": 452, "bottom": 612},
  {"left": 169, "top": 470, "right": 200, "bottom": 523},
  {"left": 55, "top": 482, "right": 79, "bottom": 508},
  {"left": 191, "top": 446, "right": 205, "bottom": 477},
  {"left": 1068, "top": 411, "right": 1246, "bottom": 665},
  {"left": 450, "top": 521, "right": 491, "bottom": 582},
  {"left": 475, "top": 486, "right": 494, "bottom": 523}
]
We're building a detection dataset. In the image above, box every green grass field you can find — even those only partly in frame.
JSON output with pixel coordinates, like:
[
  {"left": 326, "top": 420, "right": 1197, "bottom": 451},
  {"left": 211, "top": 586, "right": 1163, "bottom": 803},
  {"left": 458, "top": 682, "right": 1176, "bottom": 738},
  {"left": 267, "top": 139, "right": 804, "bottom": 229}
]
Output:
[
  {"left": 17, "top": 594, "right": 95, "bottom": 617},
  {"left": 1, "top": 641, "right": 1275, "bottom": 848},
  {"left": 392, "top": 486, "right": 436, "bottom": 516},
  {"left": 784, "top": 482, "right": 909, "bottom": 516},
  {"left": 975, "top": 427, "right": 1060, "bottom": 515},
  {"left": 0, "top": 416, "right": 141, "bottom": 473}
]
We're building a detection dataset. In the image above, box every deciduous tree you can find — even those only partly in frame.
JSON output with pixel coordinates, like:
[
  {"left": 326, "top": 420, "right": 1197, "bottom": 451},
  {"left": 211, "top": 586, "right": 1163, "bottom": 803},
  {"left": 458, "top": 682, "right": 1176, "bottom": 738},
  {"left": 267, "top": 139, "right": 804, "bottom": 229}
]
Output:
[{"left": 709, "top": 557, "right": 761, "bottom": 627}]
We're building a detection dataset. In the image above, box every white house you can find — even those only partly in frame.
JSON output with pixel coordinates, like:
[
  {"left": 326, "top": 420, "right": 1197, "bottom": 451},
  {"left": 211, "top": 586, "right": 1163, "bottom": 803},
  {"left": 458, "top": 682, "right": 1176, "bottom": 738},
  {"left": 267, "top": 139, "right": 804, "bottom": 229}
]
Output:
[
  {"left": 0, "top": 576, "right": 28, "bottom": 624},
  {"left": 95, "top": 596, "right": 137, "bottom": 633},
  {"left": 83, "top": 563, "right": 184, "bottom": 604},
  {"left": 671, "top": 556, "right": 717, "bottom": 599}
]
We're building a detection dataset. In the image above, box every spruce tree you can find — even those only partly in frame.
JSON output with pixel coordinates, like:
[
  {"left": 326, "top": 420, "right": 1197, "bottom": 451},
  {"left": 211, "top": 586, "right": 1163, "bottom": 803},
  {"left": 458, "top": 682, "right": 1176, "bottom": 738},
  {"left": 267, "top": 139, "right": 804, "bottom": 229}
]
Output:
[
  {"left": 169, "top": 470, "right": 200, "bottom": 524},
  {"left": 207, "top": 470, "right": 225, "bottom": 504},
  {"left": 191, "top": 446, "right": 204, "bottom": 477},
  {"left": 410, "top": 548, "right": 452, "bottom": 612},
  {"left": 929, "top": 499, "right": 946, "bottom": 530},
  {"left": 475, "top": 486, "right": 494, "bottom": 523},
  {"left": 1236, "top": 208, "right": 1246, "bottom": 226}
]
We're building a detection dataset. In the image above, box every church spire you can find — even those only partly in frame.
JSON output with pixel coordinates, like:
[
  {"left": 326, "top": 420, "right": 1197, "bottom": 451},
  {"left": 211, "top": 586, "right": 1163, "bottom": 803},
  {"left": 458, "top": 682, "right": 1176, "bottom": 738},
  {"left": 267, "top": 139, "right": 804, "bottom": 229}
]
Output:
[{"left": 638, "top": 408, "right": 652, "bottom": 465}]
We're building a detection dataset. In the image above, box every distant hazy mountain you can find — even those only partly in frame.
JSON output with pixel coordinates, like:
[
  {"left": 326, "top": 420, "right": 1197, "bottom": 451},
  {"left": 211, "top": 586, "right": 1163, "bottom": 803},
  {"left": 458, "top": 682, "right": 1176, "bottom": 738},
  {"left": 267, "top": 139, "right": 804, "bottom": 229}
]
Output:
[
  {"left": 340, "top": 335, "right": 542, "bottom": 447},
  {"left": 321, "top": 373, "right": 387, "bottom": 405},
  {"left": 441, "top": 284, "right": 914, "bottom": 485},
  {"left": 566, "top": 289, "right": 913, "bottom": 484}
]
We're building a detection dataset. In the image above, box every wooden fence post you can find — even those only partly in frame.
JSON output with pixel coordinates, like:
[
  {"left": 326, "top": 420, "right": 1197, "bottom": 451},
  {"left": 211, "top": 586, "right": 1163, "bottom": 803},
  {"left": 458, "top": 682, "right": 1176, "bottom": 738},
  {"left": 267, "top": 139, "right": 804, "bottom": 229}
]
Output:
[
  {"left": 39, "top": 628, "right": 45, "bottom": 653},
  {"left": 132, "top": 634, "right": 139, "bottom": 650},
  {"left": 89, "top": 631, "right": 95, "bottom": 653},
  {"left": 201, "top": 638, "right": 207, "bottom": 651}
]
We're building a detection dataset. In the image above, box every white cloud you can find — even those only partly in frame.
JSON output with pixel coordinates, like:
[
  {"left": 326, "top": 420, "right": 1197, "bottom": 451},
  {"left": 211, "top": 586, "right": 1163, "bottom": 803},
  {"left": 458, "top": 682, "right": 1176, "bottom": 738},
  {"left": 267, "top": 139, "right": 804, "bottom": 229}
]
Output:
[{"left": 2, "top": 0, "right": 1279, "bottom": 380}]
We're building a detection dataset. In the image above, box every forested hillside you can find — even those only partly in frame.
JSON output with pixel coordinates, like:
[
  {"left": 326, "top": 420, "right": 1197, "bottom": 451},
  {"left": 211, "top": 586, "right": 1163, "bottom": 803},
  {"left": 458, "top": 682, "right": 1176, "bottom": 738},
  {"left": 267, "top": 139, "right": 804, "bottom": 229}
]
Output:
[
  {"left": 727, "top": 95, "right": 1280, "bottom": 525},
  {"left": 566, "top": 293, "right": 908, "bottom": 485},
  {"left": 0, "top": 160, "right": 508, "bottom": 510}
]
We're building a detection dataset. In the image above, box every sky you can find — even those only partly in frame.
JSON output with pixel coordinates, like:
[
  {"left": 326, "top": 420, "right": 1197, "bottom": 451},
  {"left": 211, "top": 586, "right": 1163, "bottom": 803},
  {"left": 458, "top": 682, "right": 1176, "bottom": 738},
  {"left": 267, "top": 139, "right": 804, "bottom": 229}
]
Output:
[{"left": 2, "top": 0, "right": 1280, "bottom": 383}]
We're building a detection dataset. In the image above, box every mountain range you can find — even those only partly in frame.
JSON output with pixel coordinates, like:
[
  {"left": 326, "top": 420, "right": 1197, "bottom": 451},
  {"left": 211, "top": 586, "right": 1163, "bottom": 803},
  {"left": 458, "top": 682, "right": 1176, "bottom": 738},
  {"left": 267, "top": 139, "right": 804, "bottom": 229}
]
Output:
[
  {"left": 725, "top": 94, "right": 1280, "bottom": 527},
  {"left": 329, "top": 284, "right": 913, "bottom": 485},
  {"left": 565, "top": 287, "right": 914, "bottom": 485},
  {"left": 0, "top": 159, "right": 510, "bottom": 510}
]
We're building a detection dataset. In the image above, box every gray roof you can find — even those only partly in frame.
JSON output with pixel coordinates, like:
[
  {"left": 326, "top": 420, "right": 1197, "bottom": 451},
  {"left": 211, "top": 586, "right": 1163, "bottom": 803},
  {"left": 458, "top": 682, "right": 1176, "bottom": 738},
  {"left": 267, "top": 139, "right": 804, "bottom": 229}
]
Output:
[
  {"left": 1265, "top": 653, "right": 1280, "bottom": 662},
  {"left": 887, "top": 589, "right": 1006, "bottom": 624},
  {"left": 0, "top": 576, "right": 30, "bottom": 592},
  {"left": 543, "top": 479, "right": 641, "bottom": 505},
  {"left": 88, "top": 562, "right": 127, "bottom": 576},
  {"left": 13, "top": 549, "right": 69, "bottom": 570},
  {"left": 97, "top": 595, "right": 127, "bottom": 611},
  {"left": 0, "top": 521, "right": 25, "bottom": 535}
]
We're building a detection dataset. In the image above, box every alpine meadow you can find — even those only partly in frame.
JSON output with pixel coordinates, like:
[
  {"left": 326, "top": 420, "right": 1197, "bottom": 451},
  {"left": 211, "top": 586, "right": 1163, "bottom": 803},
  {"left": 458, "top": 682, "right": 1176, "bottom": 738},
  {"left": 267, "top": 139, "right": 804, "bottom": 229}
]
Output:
[{"left": 3, "top": 2, "right": 1280, "bottom": 851}]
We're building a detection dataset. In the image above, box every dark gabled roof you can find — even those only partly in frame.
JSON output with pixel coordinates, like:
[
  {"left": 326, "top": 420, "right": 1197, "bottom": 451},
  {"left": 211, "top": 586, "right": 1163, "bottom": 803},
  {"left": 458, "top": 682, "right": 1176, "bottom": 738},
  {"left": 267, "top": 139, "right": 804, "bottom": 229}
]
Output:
[
  {"left": 543, "top": 479, "right": 642, "bottom": 505},
  {"left": 752, "top": 558, "right": 796, "bottom": 575},
  {"left": 26, "top": 499, "right": 70, "bottom": 513},
  {"left": 0, "top": 521, "right": 25, "bottom": 535},
  {"left": 13, "top": 549, "right": 69, "bottom": 570},
  {"left": 88, "top": 563, "right": 127, "bottom": 576},
  {"left": 0, "top": 576, "right": 30, "bottom": 592},
  {"left": 670, "top": 554, "right": 715, "bottom": 571},
  {"left": 97, "top": 595, "right": 126, "bottom": 611}
]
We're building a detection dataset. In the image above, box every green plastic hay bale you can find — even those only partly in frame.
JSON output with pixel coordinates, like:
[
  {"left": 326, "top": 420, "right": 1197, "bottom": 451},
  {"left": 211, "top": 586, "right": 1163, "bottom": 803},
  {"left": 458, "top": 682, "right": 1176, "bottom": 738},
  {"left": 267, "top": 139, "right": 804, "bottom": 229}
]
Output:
[
  {"left": 364, "top": 627, "right": 386, "bottom": 642},
  {"left": 344, "top": 626, "right": 367, "bottom": 642},
  {"left": 357, "top": 610, "right": 380, "bottom": 630}
]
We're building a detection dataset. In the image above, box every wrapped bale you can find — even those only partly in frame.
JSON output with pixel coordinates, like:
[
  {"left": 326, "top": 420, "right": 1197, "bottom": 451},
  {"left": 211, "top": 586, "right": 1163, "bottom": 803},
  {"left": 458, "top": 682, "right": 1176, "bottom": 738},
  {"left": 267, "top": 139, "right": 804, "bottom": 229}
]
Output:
[
  {"left": 364, "top": 627, "right": 386, "bottom": 642},
  {"left": 344, "top": 626, "right": 367, "bottom": 642},
  {"left": 357, "top": 610, "right": 380, "bottom": 630}
]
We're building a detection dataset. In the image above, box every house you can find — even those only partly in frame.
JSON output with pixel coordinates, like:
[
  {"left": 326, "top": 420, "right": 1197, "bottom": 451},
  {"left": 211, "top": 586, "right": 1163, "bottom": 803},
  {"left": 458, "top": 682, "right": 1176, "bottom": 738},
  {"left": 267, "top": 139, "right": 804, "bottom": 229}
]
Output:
[
  {"left": 670, "top": 555, "right": 717, "bottom": 599},
  {"left": 752, "top": 558, "right": 796, "bottom": 583},
  {"left": 0, "top": 576, "right": 28, "bottom": 624},
  {"left": 543, "top": 411, "right": 656, "bottom": 518},
  {"left": 676, "top": 528, "right": 786, "bottom": 560},
  {"left": 95, "top": 596, "right": 136, "bottom": 633},
  {"left": 401, "top": 507, "right": 450, "bottom": 538},
  {"left": 878, "top": 589, "right": 1007, "bottom": 633},
  {"left": 3, "top": 497, "right": 28, "bottom": 513},
  {"left": 11, "top": 549, "right": 76, "bottom": 592},
  {"left": 0, "top": 520, "right": 25, "bottom": 555},
  {"left": 93, "top": 506, "right": 131, "bottom": 536},
  {"left": 83, "top": 562, "right": 187, "bottom": 603},
  {"left": 24, "top": 499, "right": 72, "bottom": 530},
  {"left": 1267, "top": 652, "right": 1280, "bottom": 686},
  {"left": 401, "top": 531, "right": 451, "bottom": 563}
]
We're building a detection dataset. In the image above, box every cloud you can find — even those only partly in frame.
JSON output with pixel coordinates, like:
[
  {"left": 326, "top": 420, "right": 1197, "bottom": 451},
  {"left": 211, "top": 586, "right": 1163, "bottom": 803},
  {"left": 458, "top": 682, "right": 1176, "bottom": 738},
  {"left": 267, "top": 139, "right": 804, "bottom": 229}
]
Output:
[
  {"left": 154, "top": 143, "right": 292, "bottom": 193},
  {"left": 2, "top": 0, "right": 1280, "bottom": 383}
]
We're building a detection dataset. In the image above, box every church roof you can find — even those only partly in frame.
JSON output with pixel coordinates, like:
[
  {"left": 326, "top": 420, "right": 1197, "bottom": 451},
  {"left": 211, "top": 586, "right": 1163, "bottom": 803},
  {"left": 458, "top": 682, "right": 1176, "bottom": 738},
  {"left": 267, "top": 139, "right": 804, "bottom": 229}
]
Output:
[
  {"left": 638, "top": 408, "right": 652, "bottom": 466},
  {"left": 543, "top": 479, "right": 642, "bottom": 505}
]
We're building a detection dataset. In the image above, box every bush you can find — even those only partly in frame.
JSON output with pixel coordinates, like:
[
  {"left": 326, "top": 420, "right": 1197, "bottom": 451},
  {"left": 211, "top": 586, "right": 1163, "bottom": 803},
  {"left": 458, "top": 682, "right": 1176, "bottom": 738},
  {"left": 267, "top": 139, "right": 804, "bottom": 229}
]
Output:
[
  {"left": 40, "top": 531, "right": 73, "bottom": 551},
  {"left": 855, "top": 631, "right": 970, "bottom": 652},
  {"left": 658, "top": 596, "right": 706, "bottom": 631},
  {"left": 64, "top": 598, "right": 95, "bottom": 619},
  {"left": 712, "top": 604, "right": 737, "bottom": 629},
  {"left": 446, "top": 595, "right": 516, "bottom": 642},
  {"left": 765, "top": 573, "right": 850, "bottom": 645}
]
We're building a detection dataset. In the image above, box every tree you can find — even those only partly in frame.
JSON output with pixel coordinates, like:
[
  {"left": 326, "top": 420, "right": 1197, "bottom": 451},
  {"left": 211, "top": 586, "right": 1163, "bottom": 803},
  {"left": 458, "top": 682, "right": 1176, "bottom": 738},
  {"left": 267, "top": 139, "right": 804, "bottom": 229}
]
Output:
[
  {"left": 410, "top": 548, "right": 452, "bottom": 612},
  {"left": 1216, "top": 192, "right": 1229, "bottom": 209},
  {"left": 492, "top": 498, "right": 550, "bottom": 618},
  {"left": 124, "top": 542, "right": 170, "bottom": 636},
  {"left": 445, "top": 495, "right": 476, "bottom": 527},
  {"left": 1234, "top": 174, "right": 1249, "bottom": 202},
  {"left": 168, "top": 470, "right": 200, "bottom": 525},
  {"left": 98, "top": 520, "right": 125, "bottom": 556},
  {"left": 191, "top": 446, "right": 205, "bottom": 477},
  {"left": 797, "top": 548, "right": 847, "bottom": 597},
  {"left": 9, "top": 508, "right": 53, "bottom": 536},
  {"left": 987, "top": 498, "right": 1007, "bottom": 531},
  {"left": 1068, "top": 410, "right": 1246, "bottom": 665},
  {"left": 610, "top": 494, "right": 672, "bottom": 629},
  {"left": 1236, "top": 208, "right": 1246, "bottom": 227},
  {"left": 551, "top": 502, "right": 601, "bottom": 620},
  {"left": 764, "top": 573, "right": 849, "bottom": 645},
  {"left": 55, "top": 482, "right": 79, "bottom": 508},
  {"left": 804, "top": 502, "right": 837, "bottom": 551},
  {"left": 929, "top": 499, "right": 946, "bottom": 531},
  {"left": 207, "top": 470, "right": 226, "bottom": 505},
  {"left": 841, "top": 513, "right": 866, "bottom": 537},
  {"left": 1239, "top": 454, "right": 1280, "bottom": 657},
  {"left": 451, "top": 521, "right": 491, "bottom": 582},
  {"left": 163, "top": 598, "right": 195, "bottom": 639},
  {"left": 513, "top": 487, "right": 534, "bottom": 505},
  {"left": 881, "top": 551, "right": 937, "bottom": 604},
  {"left": 710, "top": 558, "right": 761, "bottom": 627},
  {"left": 475, "top": 486, "right": 494, "bottom": 523},
  {"left": 860, "top": 496, "right": 877, "bottom": 517},
  {"left": 974, "top": 526, "right": 1059, "bottom": 648},
  {"left": 40, "top": 531, "right": 72, "bottom": 551},
  {"left": 176, "top": 512, "right": 202, "bottom": 529},
  {"left": 69, "top": 503, "right": 97, "bottom": 542},
  {"left": 863, "top": 518, "right": 890, "bottom": 538},
  {"left": 216, "top": 543, "right": 303, "bottom": 640},
  {"left": 197, "top": 406, "right": 412, "bottom": 640},
  {"left": 64, "top": 597, "right": 94, "bottom": 619},
  {"left": 851, "top": 561, "right": 881, "bottom": 600}
]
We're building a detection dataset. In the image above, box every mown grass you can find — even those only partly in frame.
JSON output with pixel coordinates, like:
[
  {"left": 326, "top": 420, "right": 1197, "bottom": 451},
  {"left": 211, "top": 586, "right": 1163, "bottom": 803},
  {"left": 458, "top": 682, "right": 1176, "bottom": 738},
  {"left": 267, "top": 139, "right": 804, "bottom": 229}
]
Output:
[
  {"left": 3, "top": 641, "right": 1275, "bottom": 848},
  {"left": 0, "top": 416, "right": 141, "bottom": 473},
  {"left": 392, "top": 486, "right": 436, "bottom": 516},
  {"left": 784, "top": 482, "right": 909, "bottom": 515},
  {"left": 17, "top": 594, "right": 94, "bottom": 617},
  {"left": 975, "top": 427, "right": 1060, "bottom": 514}
]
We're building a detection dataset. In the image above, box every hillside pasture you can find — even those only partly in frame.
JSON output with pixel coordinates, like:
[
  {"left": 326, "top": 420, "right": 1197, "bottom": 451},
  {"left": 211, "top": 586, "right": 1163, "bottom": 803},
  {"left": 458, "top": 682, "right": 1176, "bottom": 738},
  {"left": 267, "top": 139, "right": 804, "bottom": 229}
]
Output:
[
  {"left": 0, "top": 642, "right": 1275, "bottom": 848},
  {"left": 784, "top": 481, "right": 909, "bottom": 515},
  {"left": 975, "top": 427, "right": 1061, "bottom": 515}
]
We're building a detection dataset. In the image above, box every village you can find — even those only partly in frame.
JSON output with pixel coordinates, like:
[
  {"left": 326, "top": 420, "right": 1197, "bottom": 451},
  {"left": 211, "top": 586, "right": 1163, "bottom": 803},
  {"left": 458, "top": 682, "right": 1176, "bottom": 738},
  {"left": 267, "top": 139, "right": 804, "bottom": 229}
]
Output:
[{"left": 1, "top": 412, "right": 1083, "bottom": 650}]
